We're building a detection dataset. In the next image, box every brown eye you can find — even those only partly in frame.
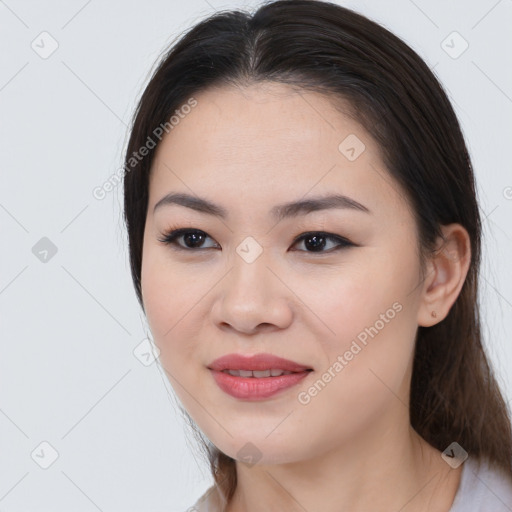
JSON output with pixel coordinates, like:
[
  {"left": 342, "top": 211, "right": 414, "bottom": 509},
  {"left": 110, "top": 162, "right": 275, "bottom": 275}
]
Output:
[
  {"left": 291, "top": 232, "right": 353, "bottom": 253},
  {"left": 158, "top": 229, "right": 219, "bottom": 250}
]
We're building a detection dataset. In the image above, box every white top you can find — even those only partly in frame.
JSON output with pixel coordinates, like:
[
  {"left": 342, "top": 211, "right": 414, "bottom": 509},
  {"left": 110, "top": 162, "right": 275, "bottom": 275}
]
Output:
[
  {"left": 188, "top": 456, "right": 512, "bottom": 511},
  {"left": 450, "top": 457, "right": 512, "bottom": 511}
]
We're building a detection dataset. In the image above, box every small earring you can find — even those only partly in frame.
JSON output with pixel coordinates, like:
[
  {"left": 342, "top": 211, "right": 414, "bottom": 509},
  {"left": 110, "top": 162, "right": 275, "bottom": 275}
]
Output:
[{"left": 431, "top": 311, "right": 437, "bottom": 318}]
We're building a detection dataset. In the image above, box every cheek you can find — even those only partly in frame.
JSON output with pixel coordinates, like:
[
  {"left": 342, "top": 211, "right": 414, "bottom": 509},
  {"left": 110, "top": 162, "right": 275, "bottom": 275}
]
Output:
[
  {"left": 141, "top": 246, "right": 192, "bottom": 353},
  {"left": 305, "top": 248, "right": 415, "bottom": 343},
  {"left": 292, "top": 303, "right": 417, "bottom": 454},
  {"left": 140, "top": 245, "right": 218, "bottom": 384},
  {"left": 306, "top": 245, "right": 420, "bottom": 395}
]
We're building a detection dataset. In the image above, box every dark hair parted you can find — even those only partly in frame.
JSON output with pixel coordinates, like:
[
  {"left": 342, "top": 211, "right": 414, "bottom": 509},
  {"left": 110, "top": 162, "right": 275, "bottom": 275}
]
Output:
[{"left": 122, "top": 0, "right": 512, "bottom": 503}]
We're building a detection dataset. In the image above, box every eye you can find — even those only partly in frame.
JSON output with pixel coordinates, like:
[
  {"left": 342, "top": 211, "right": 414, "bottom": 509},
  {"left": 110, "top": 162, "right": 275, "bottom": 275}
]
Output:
[
  {"left": 291, "top": 231, "right": 354, "bottom": 253},
  {"left": 158, "top": 228, "right": 355, "bottom": 254},
  {"left": 157, "top": 228, "right": 218, "bottom": 250}
]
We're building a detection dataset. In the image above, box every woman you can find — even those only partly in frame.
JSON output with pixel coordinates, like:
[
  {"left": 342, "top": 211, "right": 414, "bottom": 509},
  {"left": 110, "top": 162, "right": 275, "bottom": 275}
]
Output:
[{"left": 122, "top": 1, "right": 512, "bottom": 510}]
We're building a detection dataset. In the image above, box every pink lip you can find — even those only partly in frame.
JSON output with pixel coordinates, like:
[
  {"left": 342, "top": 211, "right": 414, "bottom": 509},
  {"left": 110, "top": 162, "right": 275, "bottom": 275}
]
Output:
[
  {"left": 208, "top": 353, "right": 312, "bottom": 372},
  {"left": 208, "top": 353, "right": 313, "bottom": 401},
  {"left": 210, "top": 370, "right": 311, "bottom": 400}
]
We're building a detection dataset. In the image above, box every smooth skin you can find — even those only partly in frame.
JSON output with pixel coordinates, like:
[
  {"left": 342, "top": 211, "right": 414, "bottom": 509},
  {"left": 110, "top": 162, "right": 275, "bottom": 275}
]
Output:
[{"left": 140, "top": 82, "right": 471, "bottom": 512}]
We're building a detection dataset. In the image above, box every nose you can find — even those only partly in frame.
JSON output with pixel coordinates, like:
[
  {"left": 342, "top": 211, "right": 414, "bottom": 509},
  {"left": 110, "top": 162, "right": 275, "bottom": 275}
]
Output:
[{"left": 211, "top": 252, "right": 294, "bottom": 335}]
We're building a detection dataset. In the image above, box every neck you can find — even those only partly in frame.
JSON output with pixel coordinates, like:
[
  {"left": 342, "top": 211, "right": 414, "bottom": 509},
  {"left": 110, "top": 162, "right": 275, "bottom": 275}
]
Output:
[{"left": 226, "top": 414, "right": 461, "bottom": 512}]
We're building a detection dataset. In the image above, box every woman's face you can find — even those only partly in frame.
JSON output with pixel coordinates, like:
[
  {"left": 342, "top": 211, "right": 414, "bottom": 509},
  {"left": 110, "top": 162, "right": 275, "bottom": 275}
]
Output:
[{"left": 141, "top": 82, "right": 427, "bottom": 465}]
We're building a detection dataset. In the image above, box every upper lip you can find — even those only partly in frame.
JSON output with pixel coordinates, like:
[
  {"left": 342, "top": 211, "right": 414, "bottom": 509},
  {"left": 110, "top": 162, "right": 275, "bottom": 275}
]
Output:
[{"left": 208, "top": 353, "right": 313, "bottom": 372}]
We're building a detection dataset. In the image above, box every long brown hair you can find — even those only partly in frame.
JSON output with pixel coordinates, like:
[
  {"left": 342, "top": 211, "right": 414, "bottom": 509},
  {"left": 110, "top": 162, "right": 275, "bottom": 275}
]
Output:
[{"left": 122, "top": 0, "right": 512, "bottom": 503}]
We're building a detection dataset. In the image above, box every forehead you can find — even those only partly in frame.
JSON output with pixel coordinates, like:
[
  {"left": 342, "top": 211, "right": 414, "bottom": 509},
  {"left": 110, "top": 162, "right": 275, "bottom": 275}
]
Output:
[{"left": 148, "top": 82, "right": 410, "bottom": 220}]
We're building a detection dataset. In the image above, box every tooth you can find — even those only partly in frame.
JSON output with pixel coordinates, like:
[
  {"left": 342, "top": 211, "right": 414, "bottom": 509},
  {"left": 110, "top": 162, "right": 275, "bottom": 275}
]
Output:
[
  {"left": 224, "top": 369, "right": 296, "bottom": 378},
  {"left": 253, "top": 370, "right": 271, "bottom": 378}
]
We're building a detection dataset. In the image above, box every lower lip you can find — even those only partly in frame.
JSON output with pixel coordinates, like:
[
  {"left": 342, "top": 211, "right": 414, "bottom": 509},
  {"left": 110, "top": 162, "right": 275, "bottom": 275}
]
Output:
[{"left": 209, "top": 369, "right": 311, "bottom": 401}]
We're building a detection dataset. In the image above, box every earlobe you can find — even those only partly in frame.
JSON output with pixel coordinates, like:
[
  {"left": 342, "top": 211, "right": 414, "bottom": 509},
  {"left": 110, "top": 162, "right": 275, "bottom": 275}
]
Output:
[{"left": 417, "top": 224, "right": 471, "bottom": 327}]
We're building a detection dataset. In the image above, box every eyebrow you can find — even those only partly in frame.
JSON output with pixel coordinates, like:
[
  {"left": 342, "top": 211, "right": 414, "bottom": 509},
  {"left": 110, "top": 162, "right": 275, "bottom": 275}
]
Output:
[{"left": 153, "top": 192, "right": 371, "bottom": 220}]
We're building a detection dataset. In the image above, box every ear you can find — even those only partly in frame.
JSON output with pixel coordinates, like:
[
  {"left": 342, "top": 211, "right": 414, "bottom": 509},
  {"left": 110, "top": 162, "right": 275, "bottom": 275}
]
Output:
[{"left": 417, "top": 223, "right": 471, "bottom": 327}]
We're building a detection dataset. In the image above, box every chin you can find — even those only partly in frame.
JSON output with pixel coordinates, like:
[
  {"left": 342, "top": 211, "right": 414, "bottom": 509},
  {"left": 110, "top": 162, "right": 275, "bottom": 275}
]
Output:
[{"left": 209, "top": 434, "right": 305, "bottom": 467}]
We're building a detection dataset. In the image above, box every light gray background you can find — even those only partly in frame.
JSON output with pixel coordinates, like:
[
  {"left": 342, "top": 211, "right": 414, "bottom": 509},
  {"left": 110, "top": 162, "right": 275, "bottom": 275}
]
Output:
[{"left": 1, "top": 0, "right": 511, "bottom": 510}]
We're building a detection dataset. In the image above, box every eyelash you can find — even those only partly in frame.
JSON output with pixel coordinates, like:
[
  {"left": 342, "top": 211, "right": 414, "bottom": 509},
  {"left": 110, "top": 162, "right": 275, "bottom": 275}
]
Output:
[{"left": 157, "top": 227, "right": 355, "bottom": 254}]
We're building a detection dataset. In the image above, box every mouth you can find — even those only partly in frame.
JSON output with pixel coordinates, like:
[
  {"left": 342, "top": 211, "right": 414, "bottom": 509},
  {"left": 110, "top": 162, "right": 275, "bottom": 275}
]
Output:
[
  {"left": 207, "top": 353, "right": 313, "bottom": 400},
  {"left": 208, "top": 352, "right": 313, "bottom": 373}
]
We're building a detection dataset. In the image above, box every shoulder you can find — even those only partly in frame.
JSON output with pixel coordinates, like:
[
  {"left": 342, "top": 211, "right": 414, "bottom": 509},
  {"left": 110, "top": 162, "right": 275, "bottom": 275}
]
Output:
[
  {"left": 449, "top": 456, "right": 512, "bottom": 512},
  {"left": 186, "top": 484, "right": 226, "bottom": 512}
]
